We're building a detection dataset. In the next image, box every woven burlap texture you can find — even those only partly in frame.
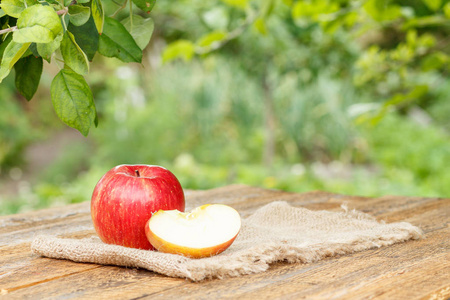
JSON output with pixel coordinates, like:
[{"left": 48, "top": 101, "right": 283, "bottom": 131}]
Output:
[{"left": 31, "top": 201, "right": 422, "bottom": 281}]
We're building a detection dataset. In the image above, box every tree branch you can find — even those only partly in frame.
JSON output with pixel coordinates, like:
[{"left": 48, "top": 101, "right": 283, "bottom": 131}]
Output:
[
  {"left": 194, "top": 8, "right": 258, "bottom": 55},
  {"left": 0, "top": 26, "right": 17, "bottom": 36}
]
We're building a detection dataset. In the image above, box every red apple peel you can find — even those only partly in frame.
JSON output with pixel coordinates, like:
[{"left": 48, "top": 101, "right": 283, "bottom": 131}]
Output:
[{"left": 91, "top": 164, "right": 185, "bottom": 250}]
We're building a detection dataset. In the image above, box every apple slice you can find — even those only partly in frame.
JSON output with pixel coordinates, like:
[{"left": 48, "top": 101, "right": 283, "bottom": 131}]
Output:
[{"left": 145, "top": 204, "right": 241, "bottom": 258}]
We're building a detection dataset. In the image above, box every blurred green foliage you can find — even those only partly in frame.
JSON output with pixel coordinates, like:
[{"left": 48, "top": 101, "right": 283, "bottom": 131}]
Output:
[
  {"left": 1, "top": 0, "right": 450, "bottom": 214},
  {"left": 0, "top": 75, "right": 34, "bottom": 169}
]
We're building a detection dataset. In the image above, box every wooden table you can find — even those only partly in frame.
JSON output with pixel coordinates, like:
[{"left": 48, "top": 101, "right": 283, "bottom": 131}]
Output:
[{"left": 1, "top": 185, "right": 449, "bottom": 299}]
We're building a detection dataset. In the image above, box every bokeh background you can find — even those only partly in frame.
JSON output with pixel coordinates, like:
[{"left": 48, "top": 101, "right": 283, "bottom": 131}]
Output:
[{"left": 1, "top": 0, "right": 449, "bottom": 214}]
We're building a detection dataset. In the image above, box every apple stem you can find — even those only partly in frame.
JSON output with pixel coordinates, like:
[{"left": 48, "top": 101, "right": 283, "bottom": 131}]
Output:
[{"left": 135, "top": 170, "right": 140, "bottom": 177}]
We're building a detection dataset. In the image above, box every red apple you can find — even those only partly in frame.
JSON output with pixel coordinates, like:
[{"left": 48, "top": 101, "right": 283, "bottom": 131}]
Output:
[
  {"left": 91, "top": 164, "right": 185, "bottom": 250},
  {"left": 145, "top": 204, "right": 241, "bottom": 258}
]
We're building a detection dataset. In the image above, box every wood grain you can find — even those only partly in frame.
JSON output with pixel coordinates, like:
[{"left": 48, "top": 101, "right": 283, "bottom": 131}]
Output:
[{"left": 0, "top": 184, "right": 448, "bottom": 299}]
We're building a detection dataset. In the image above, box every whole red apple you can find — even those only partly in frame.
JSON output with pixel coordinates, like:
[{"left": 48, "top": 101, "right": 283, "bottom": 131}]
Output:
[{"left": 91, "top": 164, "right": 185, "bottom": 250}]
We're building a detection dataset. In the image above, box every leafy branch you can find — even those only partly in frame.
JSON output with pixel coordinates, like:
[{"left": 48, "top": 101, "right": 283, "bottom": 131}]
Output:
[
  {"left": 0, "top": 0, "right": 156, "bottom": 136},
  {"left": 162, "top": 0, "right": 274, "bottom": 62},
  {"left": 195, "top": 7, "right": 258, "bottom": 55}
]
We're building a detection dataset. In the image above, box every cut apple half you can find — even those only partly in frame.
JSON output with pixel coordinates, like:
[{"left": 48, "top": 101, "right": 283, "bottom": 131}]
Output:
[{"left": 145, "top": 204, "right": 241, "bottom": 258}]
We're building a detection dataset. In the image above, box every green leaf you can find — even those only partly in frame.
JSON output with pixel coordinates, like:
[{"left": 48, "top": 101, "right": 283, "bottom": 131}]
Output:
[
  {"left": 0, "top": 9, "right": 6, "bottom": 18},
  {"left": 363, "top": 0, "right": 402, "bottom": 21},
  {"left": 13, "top": 5, "right": 63, "bottom": 44},
  {"left": 220, "top": 0, "right": 248, "bottom": 10},
  {"left": 421, "top": 51, "right": 448, "bottom": 71},
  {"left": 50, "top": 69, "right": 97, "bottom": 136},
  {"left": 369, "top": 85, "right": 430, "bottom": 123},
  {"left": 443, "top": 2, "right": 450, "bottom": 18},
  {"left": 68, "top": 5, "right": 91, "bottom": 26},
  {"left": 422, "top": 0, "right": 442, "bottom": 11},
  {"left": 68, "top": 16, "right": 99, "bottom": 62},
  {"left": 0, "top": 40, "right": 30, "bottom": 83},
  {"left": 260, "top": 0, "right": 275, "bottom": 18},
  {"left": 403, "top": 15, "right": 447, "bottom": 29},
  {"left": 45, "top": 0, "right": 61, "bottom": 5},
  {"left": 0, "top": 34, "right": 13, "bottom": 61},
  {"left": 0, "top": 0, "right": 36, "bottom": 18},
  {"left": 91, "top": 0, "right": 104, "bottom": 34},
  {"left": 253, "top": 18, "right": 267, "bottom": 35},
  {"left": 36, "top": 33, "right": 63, "bottom": 62},
  {"left": 162, "top": 40, "right": 195, "bottom": 63},
  {"left": 385, "top": 85, "right": 429, "bottom": 107},
  {"left": 98, "top": 17, "right": 142, "bottom": 63},
  {"left": 14, "top": 55, "right": 43, "bottom": 100},
  {"left": 28, "top": 43, "right": 39, "bottom": 57},
  {"left": 121, "top": 15, "right": 154, "bottom": 50},
  {"left": 292, "top": 0, "right": 339, "bottom": 20},
  {"left": 197, "top": 30, "right": 227, "bottom": 47},
  {"left": 61, "top": 31, "right": 89, "bottom": 75},
  {"left": 292, "top": 1, "right": 308, "bottom": 19},
  {"left": 131, "top": 0, "right": 156, "bottom": 14},
  {"left": 39, "top": 0, "right": 59, "bottom": 6},
  {"left": 21, "top": 45, "right": 34, "bottom": 58}
]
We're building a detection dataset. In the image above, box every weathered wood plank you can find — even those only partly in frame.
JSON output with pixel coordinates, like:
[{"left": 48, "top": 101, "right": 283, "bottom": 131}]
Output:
[
  {"left": 0, "top": 202, "right": 90, "bottom": 233},
  {"left": 0, "top": 255, "right": 100, "bottom": 291},
  {"left": 3, "top": 265, "right": 186, "bottom": 299},
  {"left": 0, "top": 205, "right": 92, "bottom": 247},
  {"left": 238, "top": 230, "right": 450, "bottom": 299}
]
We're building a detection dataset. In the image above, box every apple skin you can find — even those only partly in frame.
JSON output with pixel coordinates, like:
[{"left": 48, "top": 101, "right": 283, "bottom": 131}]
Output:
[
  {"left": 91, "top": 164, "right": 185, "bottom": 250},
  {"left": 145, "top": 223, "right": 239, "bottom": 258}
]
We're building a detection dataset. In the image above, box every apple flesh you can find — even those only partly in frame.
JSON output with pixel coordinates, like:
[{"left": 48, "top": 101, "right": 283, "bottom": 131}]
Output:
[
  {"left": 145, "top": 204, "right": 241, "bottom": 258},
  {"left": 91, "top": 164, "right": 185, "bottom": 250}
]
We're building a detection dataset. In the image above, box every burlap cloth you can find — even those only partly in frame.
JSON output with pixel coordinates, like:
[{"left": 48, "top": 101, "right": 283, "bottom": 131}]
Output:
[{"left": 31, "top": 201, "right": 422, "bottom": 281}]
